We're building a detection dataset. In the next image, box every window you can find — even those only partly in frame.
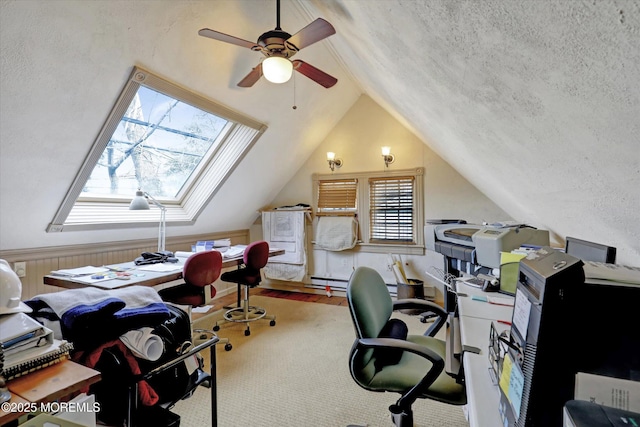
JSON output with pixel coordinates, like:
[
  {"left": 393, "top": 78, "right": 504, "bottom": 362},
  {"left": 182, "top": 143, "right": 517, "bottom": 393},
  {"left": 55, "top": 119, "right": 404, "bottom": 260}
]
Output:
[
  {"left": 313, "top": 168, "right": 424, "bottom": 254},
  {"left": 369, "top": 176, "right": 415, "bottom": 243},
  {"left": 317, "top": 178, "right": 358, "bottom": 215},
  {"left": 48, "top": 67, "right": 266, "bottom": 232}
]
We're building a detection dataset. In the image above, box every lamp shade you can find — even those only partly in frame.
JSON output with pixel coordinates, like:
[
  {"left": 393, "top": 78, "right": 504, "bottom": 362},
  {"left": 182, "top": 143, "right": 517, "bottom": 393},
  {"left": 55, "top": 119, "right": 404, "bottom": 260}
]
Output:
[
  {"left": 262, "top": 56, "right": 293, "bottom": 84},
  {"left": 129, "top": 190, "right": 150, "bottom": 210}
]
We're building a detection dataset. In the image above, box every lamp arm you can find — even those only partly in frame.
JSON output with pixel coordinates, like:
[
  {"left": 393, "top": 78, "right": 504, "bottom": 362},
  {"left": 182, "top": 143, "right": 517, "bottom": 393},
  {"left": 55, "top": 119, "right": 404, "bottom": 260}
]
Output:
[{"left": 143, "top": 192, "right": 166, "bottom": 252}]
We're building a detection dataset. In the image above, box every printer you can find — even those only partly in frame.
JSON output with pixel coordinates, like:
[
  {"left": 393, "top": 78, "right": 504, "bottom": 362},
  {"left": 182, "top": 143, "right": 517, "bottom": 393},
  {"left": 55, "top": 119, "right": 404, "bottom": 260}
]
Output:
[{"left": 425, "top": 221, "right": 550, "bottom": 269}]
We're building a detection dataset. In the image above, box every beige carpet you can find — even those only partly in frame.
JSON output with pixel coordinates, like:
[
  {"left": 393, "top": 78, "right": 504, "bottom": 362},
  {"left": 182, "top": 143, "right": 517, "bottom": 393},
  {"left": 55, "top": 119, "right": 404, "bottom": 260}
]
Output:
[{"left": 172, "top": 296, "right": 469, "bottom": 427}]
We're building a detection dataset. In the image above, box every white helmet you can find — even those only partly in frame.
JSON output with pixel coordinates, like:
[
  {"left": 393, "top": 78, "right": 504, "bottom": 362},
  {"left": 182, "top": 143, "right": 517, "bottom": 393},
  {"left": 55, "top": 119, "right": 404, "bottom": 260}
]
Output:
[{"left": 0, "top": 259, "right": 32, "bottom": 314}]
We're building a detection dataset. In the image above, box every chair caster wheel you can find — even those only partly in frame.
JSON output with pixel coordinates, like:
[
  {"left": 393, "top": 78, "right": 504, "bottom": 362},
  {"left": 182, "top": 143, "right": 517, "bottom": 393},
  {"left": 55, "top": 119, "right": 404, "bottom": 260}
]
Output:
[
  {"left": 244, "top": 329, "right": 251, "bottom": 336},
  {"left": 224, "top": 343, "right": 232, "bottom": 351},
  {"left": 213, "top": 325, "right": 220, "bottom": 331},
  {"left": 269, "top": 320, "right": 276, "bottom": 327}
]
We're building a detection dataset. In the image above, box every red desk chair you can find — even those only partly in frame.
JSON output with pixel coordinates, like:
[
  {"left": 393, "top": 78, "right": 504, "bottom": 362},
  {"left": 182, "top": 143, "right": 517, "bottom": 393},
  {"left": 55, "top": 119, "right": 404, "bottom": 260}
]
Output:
[
  {"left": 159, "top": 250, "right": 232, "bottom": 351},
  {"left": 213, "top": 240, "right": 276, "bottom": 336}
]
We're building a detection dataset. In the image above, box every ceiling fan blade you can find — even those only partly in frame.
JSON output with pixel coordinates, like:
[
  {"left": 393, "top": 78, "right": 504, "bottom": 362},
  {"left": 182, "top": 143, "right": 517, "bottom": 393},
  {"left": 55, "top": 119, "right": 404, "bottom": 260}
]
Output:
[
  {"left": 198, "top": 28, "right": 259, "bottom": 50},
  {"left": 285, "top": 18, "right": 335, "bottom": 51},
  {"left": 237, "top": 63, "right": 263, "bottom": 87},
  {"left": 292, "top": 60, "right": 337, "bottom": 88}
]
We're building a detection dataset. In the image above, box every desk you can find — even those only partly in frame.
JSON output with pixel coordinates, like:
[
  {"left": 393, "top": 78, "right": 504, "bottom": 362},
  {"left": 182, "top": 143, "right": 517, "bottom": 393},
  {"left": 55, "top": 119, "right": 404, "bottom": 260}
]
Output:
[
  {"left": 456, "top": 282, "right": 514, "bottom": 427},
  {"left": 43, "top": 248, "right": 285, "bottom": 290},
  {"left": 0, "top": 360, "right": 100, "bottom": 425}
]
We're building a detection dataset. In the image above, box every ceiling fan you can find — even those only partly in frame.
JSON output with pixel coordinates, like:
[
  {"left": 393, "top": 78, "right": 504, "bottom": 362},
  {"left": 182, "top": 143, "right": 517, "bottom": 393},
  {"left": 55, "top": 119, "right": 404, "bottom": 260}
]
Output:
[{"left": 198, "top": 0, "right": 337, "bottom": 88}]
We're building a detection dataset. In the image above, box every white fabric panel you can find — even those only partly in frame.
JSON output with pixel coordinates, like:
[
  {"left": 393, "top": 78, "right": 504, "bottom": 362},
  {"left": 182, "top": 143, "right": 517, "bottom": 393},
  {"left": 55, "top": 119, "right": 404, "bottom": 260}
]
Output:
[
  {"left": 262, "top": 210, "right": 307, "bottom": 281},
  {"left": 314, "top": 216, "right": 358, "bottom": 251}
]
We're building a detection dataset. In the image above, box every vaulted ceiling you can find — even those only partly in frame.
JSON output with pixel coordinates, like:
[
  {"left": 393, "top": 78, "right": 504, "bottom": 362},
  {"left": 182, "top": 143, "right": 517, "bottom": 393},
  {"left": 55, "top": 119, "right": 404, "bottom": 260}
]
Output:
[{"left": 1, "top": 1, "right": 638, "bottom": 264}]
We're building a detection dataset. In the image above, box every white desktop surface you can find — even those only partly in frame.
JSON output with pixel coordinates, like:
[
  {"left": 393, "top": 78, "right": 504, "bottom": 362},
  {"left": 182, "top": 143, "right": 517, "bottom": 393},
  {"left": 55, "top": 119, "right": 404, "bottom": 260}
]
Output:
[
  {"left": 456, "top": 282, "right": 514, "bottom": 427},
  {"left": 456, "top": 282, "right": 514, "bottom": 322}
]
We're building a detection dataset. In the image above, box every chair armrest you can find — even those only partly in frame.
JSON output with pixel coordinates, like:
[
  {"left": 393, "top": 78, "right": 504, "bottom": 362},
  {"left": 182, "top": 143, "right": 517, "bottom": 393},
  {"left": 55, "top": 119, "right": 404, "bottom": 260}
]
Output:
[
  {"left": 358, "top": 337, "right": 444, "bottom": 371},
  {"left": 392, "top": 299, "right": 447, "bottom": 337},
  {"left": 357, "top": 337, "right": 445, "bottom": 405}
]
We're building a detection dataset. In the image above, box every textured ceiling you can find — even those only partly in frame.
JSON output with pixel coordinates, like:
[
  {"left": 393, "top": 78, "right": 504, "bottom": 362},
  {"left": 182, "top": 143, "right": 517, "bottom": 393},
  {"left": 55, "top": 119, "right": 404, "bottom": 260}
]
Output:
[
  {"left": 300, "top": 0, "right": 640, "bottom": 263},
  {"left": 0, "top": 0, "right": 638, "bottom": 264}
]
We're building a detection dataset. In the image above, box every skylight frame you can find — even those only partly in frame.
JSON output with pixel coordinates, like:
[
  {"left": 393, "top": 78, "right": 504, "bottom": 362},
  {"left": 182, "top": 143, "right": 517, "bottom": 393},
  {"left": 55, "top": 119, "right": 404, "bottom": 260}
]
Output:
[{"left": 47, "top": 66, "right": 267, "bottom": 232}]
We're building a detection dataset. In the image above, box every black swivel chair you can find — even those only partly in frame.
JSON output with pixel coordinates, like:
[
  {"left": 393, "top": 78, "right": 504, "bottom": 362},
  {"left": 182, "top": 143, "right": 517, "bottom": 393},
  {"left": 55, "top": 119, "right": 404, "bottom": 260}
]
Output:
[
  {"left": 347, "top": 266, "right": 466, "bottom": 427},
  {"left": 213, "top": 240, "right": 276, "bottom": 336}
]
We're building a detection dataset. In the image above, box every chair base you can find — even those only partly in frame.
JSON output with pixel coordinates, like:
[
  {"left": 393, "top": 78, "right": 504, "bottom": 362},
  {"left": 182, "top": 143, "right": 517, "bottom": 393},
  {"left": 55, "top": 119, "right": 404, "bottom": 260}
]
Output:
[
  {"left": 214, "top": 298, "right": 275, "bottom": 336},
  {"left": 193, "top": 328, "right": 233, "bottom": 351},
  {"left": 389, "top": 404, "right": 413, "bottom": 427}
]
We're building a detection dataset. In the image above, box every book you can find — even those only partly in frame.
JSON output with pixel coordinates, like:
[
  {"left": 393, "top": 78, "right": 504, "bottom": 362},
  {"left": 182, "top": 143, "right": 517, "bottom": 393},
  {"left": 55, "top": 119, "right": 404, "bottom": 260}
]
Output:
[
  {"left": 2, "top": 339, "right": 74, "bottom": 380},
  {"left": 0, "top": 312, "right": 53, "bottom": 357}
]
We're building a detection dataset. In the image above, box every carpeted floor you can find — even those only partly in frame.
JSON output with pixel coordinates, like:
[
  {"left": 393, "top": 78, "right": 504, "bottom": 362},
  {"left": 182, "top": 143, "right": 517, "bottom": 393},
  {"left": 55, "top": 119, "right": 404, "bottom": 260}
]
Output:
[{"left": 172, "top": 295, "right": 469, "bottom": 427}]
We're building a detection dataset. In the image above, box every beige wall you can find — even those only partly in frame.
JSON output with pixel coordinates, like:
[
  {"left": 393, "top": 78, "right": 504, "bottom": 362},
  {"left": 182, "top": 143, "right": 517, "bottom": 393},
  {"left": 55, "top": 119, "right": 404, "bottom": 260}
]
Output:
[{"left": 262, "top": 95, "right": 512, "bottom": 297}]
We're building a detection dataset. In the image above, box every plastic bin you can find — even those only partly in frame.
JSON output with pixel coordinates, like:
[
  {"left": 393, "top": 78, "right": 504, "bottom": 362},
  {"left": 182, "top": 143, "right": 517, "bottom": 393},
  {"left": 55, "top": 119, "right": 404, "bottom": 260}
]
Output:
[{"left": 396, "top": 279, "right": 425, "bottom": 315}]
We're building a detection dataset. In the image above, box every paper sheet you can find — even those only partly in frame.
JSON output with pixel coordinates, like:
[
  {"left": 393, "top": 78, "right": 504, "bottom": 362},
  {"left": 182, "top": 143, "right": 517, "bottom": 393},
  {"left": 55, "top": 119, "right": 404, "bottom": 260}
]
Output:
[
  {"left": 137, "top": 263, "right": 183, "bottom": 272},
  {"left": 50, "top": 266, "right": 108, "bottom": 277},
  {"left": 512, "top": 290, "right": 532, "bottom": 339}
]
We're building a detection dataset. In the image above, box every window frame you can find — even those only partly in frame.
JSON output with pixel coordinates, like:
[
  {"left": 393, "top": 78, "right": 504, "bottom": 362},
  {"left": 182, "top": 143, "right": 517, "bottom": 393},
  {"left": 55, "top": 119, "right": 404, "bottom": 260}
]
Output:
[
  {"left": 313, "top": 167, "right": 424, "bottom": 255},
  {"left": 47, "top": 66, "right": 267, "bottom": 232}
]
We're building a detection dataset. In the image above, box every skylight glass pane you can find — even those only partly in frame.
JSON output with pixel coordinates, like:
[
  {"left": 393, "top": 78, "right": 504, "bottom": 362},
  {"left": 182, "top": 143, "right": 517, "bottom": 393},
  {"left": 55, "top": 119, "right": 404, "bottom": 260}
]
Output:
[
  {"left": 82, "top": 85, "right": 229, "bottom": 200},
  {"left": 48, "top": 66, "right": 267, "bottom": 232}
]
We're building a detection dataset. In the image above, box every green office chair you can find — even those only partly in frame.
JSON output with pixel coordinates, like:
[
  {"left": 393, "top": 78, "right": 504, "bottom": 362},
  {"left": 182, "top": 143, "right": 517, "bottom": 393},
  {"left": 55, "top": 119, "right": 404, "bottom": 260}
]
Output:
[{"left": 347, "top": 267, "right": 466, "bottom": 427}]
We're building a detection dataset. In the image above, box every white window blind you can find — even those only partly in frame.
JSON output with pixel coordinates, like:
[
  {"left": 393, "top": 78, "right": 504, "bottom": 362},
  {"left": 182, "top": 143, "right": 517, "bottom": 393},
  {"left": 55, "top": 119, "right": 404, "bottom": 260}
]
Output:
[
  {"left": 317, "top": 178, "right": 358, "bottom": 214},
  {"left": 369, "top": 176, "right": 415, "bottom": 243}
]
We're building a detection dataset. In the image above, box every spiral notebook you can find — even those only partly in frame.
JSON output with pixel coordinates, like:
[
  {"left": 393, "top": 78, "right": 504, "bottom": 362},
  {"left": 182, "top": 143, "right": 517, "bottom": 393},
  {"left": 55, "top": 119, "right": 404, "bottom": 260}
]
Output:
[{"left": 2, "top": 338, "right": 73, "bottom": 380}]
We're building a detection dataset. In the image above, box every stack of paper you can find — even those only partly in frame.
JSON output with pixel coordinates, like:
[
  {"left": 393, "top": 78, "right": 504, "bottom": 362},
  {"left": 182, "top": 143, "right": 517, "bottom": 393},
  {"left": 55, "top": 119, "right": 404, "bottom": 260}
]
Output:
[
  {"left": 50, "top": 266, "right": 108, "bottom": 277},
  {"left": 583, "top": 261, "right": 640, "bottom": 285},
  {"left": 0, "top": 312, "right": 53, "bottom": 357}
]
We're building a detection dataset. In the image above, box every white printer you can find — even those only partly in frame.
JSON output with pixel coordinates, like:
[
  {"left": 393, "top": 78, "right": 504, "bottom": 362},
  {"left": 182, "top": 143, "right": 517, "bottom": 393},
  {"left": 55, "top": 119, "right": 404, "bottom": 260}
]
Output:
[{"left": 425, "top": 222, "right": 550, "bottom": 269}]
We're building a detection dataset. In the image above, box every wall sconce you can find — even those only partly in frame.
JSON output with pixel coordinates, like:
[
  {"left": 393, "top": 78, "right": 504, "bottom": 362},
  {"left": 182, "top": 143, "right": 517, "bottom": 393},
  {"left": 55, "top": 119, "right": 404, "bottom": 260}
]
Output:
[
  {"left": 326, "top": 152, "right": 343, "bottom": 172},
  {"left": 381, "top": 146, "right": 395, "bottom": 168}
]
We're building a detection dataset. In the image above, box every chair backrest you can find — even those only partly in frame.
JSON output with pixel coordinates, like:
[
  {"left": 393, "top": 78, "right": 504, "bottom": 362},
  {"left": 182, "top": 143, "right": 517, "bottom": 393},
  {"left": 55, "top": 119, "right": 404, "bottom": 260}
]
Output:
[
  {"left": 347, "top": 266, "right": 393, "bottom": 340},
  {"left": 183, "top": 250, "right": 223, "bottom": 288},
  {"left": 243, "top": 240, "right": 269, "bottom": 271},
  {"left": 347, "top": 267, "right": 394, "bottom": 385}
]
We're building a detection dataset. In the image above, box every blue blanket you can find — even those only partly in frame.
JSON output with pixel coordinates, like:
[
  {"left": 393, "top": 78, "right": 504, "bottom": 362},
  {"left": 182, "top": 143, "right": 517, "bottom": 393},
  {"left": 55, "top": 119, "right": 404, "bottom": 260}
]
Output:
[{"left": 26, "top": 286, "right": 170, "bottom": 350}]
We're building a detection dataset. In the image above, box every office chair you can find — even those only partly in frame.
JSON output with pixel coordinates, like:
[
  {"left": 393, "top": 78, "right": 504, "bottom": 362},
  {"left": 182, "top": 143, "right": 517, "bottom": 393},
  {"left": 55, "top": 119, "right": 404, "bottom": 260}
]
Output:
[
  {"left": 158, "top": 250, "right": 232, "bottom": 351},
  {"left": 213, "top": 240, "right": 276, "bottom": 337},
  {"left": 347, "top": 267, "right": 466, "bottom": 427}
]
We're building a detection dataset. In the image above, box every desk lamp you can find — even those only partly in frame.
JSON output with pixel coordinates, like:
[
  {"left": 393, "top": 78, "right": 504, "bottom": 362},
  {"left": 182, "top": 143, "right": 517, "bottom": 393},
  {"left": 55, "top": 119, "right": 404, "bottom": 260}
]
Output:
[{"left": 129, "top": 190, "right": 166, "bottom": 252}]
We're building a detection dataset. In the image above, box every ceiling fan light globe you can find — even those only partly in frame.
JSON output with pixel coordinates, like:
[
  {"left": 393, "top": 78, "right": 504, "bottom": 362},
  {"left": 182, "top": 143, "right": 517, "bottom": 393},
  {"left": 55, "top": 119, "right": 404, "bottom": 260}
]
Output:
[{"left": 262, "top": 56, "right": 293, "bottom": 84}]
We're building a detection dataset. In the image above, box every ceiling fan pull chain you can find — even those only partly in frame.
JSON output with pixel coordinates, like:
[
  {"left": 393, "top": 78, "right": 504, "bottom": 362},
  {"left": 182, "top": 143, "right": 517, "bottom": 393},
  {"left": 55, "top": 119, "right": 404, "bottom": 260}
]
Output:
[{"left": 292, "top": 72, "right": 297, "bottom": 110}]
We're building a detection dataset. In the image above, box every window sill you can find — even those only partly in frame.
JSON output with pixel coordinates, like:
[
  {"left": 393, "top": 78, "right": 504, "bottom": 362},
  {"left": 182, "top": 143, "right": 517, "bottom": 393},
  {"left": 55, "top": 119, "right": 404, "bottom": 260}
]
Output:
[{"left": 312, "top": 242, "right": 424, "bottom": 256}]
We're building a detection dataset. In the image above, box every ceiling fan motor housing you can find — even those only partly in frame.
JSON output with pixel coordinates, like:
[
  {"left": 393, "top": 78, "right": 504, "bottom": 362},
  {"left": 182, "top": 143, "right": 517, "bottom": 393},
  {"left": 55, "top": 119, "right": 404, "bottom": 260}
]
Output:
[{"left": 258, "top": 30, "right": 296, "bottom": 57}]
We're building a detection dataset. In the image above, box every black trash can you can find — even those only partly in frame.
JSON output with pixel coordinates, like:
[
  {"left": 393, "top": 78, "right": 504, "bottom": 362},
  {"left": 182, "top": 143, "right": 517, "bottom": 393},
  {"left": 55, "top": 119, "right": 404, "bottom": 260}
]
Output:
[{"left": 396, "top": 279, "right": 425, "bottom": 315}]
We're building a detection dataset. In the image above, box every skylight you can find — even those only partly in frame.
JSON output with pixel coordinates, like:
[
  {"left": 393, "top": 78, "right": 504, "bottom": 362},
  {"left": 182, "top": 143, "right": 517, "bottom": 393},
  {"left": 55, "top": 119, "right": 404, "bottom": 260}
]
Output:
[
  {"left": 83, "top": 85, "right": 229, "bottom": 200},
  {"left": 48, "top": 67, "right": 266, "bottom": 232}
]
